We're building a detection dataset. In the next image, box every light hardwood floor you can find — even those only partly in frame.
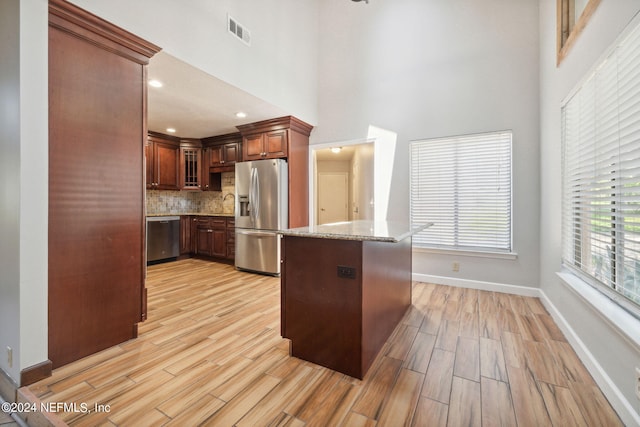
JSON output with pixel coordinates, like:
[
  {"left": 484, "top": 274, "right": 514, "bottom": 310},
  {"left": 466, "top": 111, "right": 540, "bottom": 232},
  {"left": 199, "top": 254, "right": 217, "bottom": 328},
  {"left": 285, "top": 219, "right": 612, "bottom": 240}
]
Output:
[
  {"left": 0, "top": 411, "right": 18, "bottom": 427},
  {"left": 28, "top": 259, "right": 622, "bottom": 426}
]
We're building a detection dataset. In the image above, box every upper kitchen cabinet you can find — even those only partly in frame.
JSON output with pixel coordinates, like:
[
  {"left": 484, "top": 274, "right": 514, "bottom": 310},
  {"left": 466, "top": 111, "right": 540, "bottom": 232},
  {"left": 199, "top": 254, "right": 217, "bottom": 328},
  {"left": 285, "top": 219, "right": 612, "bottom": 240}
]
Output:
[
  {"left": 242, "top": 129, "right": 287, "bottom": 160},
  {"left": 237, "top": 116, "right": 314, "bottom": 228},
  {"left": 146, "top": 132, "right": 180, "bottom": 190},
  {"left": 49, "top": 0, "right": 160, "bottom": 370},
  {"left": 202, "top": 132, "right": 242, "bottom": 172},
  {"left": 237, "top": 116, "right": 312, "bottom": 162},
  {"left": 179, "top": 138, "right": 203, "bottom": 191}
]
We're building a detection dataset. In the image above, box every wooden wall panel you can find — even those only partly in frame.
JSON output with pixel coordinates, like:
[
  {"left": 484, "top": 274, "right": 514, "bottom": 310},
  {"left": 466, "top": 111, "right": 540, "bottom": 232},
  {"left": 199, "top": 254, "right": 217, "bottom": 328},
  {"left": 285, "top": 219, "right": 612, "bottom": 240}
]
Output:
[
  {"left": 288, "top": 128, "right": 310, "bottom": 228},
  {"left": 361, "top": 238, "right": 412, "bottom": 373},
  {"left": 48, "top": 0, "right": 159, "bottom": 368}
]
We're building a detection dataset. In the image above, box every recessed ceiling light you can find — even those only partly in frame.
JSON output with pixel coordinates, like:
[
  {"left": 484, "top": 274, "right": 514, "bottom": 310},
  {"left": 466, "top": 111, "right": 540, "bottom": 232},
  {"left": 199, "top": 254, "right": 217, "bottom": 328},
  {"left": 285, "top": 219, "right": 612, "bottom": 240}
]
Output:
[
  {"left": 331, "top": 147, "right": 342, "bottom": 154},
  {"left": 149, "top": 79, "right": 163, "bottom": 88},
  {"left": 235, "top": 112, "right": 247, "bottom": 118},
  {"left": 166, "top": 128, "right": 176, "bottom": 133}
]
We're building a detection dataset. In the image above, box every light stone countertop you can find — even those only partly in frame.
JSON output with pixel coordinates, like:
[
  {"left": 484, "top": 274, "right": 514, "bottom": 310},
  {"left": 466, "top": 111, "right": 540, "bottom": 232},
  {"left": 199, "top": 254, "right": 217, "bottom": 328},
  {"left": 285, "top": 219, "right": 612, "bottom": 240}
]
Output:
[
  {"left": 278, "top": 220, "right": 432, "bottom": 243},
  {"left": 146, "top": 212, "right": 235, "bottom": 217}
]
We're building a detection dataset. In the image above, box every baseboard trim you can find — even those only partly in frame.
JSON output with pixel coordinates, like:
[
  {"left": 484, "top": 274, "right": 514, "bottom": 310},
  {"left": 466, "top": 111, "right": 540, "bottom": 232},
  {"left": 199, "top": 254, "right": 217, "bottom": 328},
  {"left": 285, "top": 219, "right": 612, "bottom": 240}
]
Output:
[
  {"left": 538, "top": 288, "right": 640, "bottom": 427},
  {"left": 411, "top": 272, "right": 640, "bottom": 426},
  {"left": 412, "top": 273, "right": 539, "bottom": 297},
  {"left": 20, "top": 360, "right": 52, "bottom": 387}
]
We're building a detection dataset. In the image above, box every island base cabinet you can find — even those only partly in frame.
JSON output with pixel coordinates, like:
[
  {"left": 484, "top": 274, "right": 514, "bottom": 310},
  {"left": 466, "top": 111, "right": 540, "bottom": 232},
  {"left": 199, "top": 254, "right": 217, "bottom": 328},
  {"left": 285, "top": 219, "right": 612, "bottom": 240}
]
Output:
[{"left": 281, "top": 236, "right": 412, "bottom": 379}]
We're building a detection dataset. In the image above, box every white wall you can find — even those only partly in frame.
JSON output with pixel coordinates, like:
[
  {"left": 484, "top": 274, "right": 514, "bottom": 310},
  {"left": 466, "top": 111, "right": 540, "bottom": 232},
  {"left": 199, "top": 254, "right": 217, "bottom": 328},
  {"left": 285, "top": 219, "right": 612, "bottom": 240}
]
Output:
[
  {"left": 351, "top": 143, "right": 375, "bottom": 220},
  {"left": 0, "top": 0, "right": 22, "bottom": 384},
  {"left": 19, "top": 0, "right": 49, "bottom": 378},
  {"left": 0, "top": 0, "right": 48, "bottom": 387},
  {"left": 69, "top": 0, "right": 319, "bottom": 126},
  {"left": 539, "top": 0, "right": 640, "bottom": 420},
  {"left": 317, "top": 160, "right": 350, "bottom": 174},
  {"left": 314, "top": 0, "right": 540, "bottom": 288}
]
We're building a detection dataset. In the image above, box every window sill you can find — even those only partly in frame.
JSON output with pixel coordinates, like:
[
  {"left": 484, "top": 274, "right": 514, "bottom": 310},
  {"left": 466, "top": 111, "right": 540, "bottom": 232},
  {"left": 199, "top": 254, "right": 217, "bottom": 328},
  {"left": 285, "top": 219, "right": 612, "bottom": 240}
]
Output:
[
  {"left": 556, "top": 270, "right": 640, "bottom": 352},
  {"left": 412, "top": 246, "right": 518, "bottom": 260}
]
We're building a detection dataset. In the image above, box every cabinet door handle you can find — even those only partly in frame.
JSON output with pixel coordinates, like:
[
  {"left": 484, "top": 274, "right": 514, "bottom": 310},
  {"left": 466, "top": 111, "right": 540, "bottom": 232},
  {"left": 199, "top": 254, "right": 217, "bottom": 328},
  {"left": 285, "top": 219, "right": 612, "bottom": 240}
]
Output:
[
  {"left": 207, "top": 229, "right": 213, "bottom": 233},
  {"left": 220, "top": 160, "right": 225, "bottom": 164}
]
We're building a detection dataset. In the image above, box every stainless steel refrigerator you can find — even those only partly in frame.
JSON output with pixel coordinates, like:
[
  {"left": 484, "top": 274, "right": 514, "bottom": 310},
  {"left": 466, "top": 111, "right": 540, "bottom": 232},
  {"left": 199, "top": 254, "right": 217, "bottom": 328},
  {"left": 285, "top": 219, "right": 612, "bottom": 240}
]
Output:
[{"left": 235, "top": 158, "right": 288, "bottom": 275}]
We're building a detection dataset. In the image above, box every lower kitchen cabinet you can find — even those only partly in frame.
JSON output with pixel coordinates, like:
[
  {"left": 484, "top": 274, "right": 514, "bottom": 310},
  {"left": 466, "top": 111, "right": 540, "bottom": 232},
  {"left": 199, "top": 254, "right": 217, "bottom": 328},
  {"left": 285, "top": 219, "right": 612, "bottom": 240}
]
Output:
[
  {"left": 182, "top": 215, "right": 234, "bottom": 261},
  {"left": 180, "top": 216, "right": 192, "bottom": 255},
  {"left": 226, "top": 219, "right": 235, "bottom": 260},
  {"left": 195, "top": 225, "right": 213, "bottom": 256},
  {"left": 211, "top": 218, "right": 227, "bottom": 258}
]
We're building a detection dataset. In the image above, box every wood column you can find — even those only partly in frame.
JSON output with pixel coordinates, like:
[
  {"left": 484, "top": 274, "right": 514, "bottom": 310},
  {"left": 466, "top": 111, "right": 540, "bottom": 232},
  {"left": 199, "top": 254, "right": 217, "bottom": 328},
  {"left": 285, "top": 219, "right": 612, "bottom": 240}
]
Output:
[{"left": 48, "top": 0, "right": 160, "bottom": 368}]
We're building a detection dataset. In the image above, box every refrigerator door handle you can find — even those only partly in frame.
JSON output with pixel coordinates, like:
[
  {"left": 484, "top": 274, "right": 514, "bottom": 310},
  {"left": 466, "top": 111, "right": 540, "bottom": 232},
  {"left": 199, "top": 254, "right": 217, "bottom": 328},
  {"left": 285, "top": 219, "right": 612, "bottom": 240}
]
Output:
[
  {"left": 253, "top": 167, "right": 260, "bottom": 220},
  {"left": 249, "top": 167, "right": 257, "bottom": 225}
]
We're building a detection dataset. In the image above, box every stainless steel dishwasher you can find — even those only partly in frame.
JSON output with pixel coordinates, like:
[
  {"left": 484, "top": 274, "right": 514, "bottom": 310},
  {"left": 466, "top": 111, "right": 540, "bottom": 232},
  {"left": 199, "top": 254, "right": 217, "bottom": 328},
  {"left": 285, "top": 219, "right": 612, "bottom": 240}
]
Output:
[{"left": 146, "top": 216, "right": 180, "bottom": 263}]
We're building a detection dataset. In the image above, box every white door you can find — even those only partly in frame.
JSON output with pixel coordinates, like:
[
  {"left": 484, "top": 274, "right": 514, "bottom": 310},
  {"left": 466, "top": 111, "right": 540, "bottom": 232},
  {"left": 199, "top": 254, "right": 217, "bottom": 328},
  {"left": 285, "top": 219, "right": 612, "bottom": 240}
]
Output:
[{"left": 318, "top": 172, "right": 349, "bottom": 225}]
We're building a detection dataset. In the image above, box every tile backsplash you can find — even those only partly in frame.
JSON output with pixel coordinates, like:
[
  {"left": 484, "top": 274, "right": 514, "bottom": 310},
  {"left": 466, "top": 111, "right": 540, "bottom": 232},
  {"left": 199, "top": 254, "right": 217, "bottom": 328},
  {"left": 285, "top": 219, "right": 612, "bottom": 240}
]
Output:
[{"left": 146, "top": 172, "right": 235, "bottom": 215}]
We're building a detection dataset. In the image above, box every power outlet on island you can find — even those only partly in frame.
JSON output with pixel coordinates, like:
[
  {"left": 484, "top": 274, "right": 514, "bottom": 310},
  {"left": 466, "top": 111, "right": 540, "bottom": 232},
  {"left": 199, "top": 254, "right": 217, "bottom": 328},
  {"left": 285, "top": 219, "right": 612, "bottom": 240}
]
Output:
[
  {"left": 337, "top": 265, "right": 357, "bottom": 279},
  {"left": 6, "top": 346, "right": 12, "bottom": 368},
  {"left": 452, "top": 262, "right": 460, "bottom": 272},
  {"left": 635, "top": 366, "right": 640, "bottom": 400}
]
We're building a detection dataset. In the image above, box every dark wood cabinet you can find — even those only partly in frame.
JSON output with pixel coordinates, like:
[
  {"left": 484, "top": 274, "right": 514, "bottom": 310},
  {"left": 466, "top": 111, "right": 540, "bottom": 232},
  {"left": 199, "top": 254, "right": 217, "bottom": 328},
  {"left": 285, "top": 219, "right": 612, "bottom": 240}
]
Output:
[
  {"left": 237, "top": 116, "right": 314, "bottom": 228},
  {"left": 243, "top": 133, "right": 267, "bottom": 160},
  {"left": 194, "top": 217, "right": 212, "bottom": 256},
  {"left": 241, "top": 129, "right": 287, "bottom": 161},
  {"left": 191, "top": 217, "right": 198, "bottom": 253},
  {"left": 146, "top": 133, "right": 180, "bottom": 190},
  {"left": 179, "top": 216, "right": 192, "bottom": 255},
  {"left": 281, "top": 235, "right": 412, "bottom": 379},
  {"left": 202, "top": 133, "right": 242, "bottom": 192},
  {"left": 147, "top": 134, "right": 205, "bottom": 191},
  {"left": 179, "top": 139, "right": 203, "bottom": 191},
  {"left": 226, "top": 218, "right": 235, "bottom": 260},
  {"left": 210, "top": 217, "right": 227, "bottom": 258},
  {"left": 190, "top": 216, "right": 233, "bottom": 260},
  {"left": 48, "top": 0, "right": 160, "bottom": 369},
  {"left": 195, "top": 227, "right": 213, "bottom": 256},
  {"left": 208, "top": 142, "right": 240, "bottom": 168}
]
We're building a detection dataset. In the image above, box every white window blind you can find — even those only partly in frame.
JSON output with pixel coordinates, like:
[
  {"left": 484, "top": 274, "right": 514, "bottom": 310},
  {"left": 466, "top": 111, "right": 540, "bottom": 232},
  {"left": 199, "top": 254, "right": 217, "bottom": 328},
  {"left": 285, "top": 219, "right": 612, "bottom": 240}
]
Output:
[
  {"left": 561, "top": 19, "right": 640, "bottom": 312},
  {"left": 410, "top": 131, "right": 512, "bottom": 252}
]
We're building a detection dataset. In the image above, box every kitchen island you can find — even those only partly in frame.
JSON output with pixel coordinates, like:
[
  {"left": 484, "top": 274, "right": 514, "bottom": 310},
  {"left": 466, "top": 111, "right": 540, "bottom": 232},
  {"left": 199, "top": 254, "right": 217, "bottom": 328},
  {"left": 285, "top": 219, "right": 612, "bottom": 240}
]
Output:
[{"left": 279, "top": 220, "right": 430, "bottom": 379}]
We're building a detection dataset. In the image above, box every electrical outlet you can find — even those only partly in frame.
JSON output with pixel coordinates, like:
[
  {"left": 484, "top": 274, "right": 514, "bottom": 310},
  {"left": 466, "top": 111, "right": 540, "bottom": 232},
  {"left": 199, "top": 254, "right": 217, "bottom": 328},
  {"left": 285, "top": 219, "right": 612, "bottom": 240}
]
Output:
[
  {"left": 7, "top": 347, "right": 12, "bottom": 368},
  {"left": 337, "top": 265, "right": 357, "bottom": 279},
  {"left": 452, "top": 262, "right": 460, "bottom": 272},
  {"left": 635, "top": 367, "right": 640, "bottom": 400}
]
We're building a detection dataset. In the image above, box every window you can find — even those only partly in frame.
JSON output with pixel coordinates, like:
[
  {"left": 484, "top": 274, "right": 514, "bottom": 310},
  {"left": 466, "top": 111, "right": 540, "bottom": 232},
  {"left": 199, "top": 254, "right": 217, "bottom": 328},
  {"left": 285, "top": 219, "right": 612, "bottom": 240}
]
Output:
[
  {"left": 556, "top": 0, "right": 601, "bottom": 65},
  {"left": 410, "top": 131, "right": 512, "bottom": 252},
  {"left": 561, "top": 19, "right": 640, "bottom": 313}
]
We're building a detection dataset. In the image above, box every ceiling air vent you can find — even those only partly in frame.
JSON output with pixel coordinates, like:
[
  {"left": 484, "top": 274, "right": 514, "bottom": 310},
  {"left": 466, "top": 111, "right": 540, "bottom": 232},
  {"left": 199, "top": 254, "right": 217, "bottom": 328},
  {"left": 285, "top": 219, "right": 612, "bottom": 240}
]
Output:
[{"left": 228, "top": 15, "right": 251, "bottom": 46}]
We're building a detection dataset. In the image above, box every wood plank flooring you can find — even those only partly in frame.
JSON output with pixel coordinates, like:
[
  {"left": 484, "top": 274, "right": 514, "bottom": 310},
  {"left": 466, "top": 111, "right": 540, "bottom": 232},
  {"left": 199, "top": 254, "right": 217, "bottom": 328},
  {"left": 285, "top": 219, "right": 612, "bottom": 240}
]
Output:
[
  {"left": 0, "top": 411, "right": 18, "bottom": 427},
  {"left": 27, "top": 259, "right": 623, "bottom": 426}
]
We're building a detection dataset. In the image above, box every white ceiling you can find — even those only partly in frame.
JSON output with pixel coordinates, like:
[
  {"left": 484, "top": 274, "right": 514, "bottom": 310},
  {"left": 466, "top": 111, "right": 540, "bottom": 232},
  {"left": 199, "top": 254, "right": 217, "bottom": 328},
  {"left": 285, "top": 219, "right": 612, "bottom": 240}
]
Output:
[{"left": 147, "top": 51, "right": 289, "bottom": 139}]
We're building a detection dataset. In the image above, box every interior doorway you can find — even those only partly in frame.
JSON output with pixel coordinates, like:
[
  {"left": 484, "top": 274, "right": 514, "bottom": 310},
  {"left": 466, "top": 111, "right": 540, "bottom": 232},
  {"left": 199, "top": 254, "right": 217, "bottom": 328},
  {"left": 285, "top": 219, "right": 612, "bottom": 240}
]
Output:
[
  {"left": 311, "top": 142, "right": 375, "bottom": 226},
  {"left": 317, "top": 172, "right": 349, "bottom": 224}
]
